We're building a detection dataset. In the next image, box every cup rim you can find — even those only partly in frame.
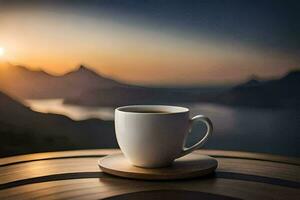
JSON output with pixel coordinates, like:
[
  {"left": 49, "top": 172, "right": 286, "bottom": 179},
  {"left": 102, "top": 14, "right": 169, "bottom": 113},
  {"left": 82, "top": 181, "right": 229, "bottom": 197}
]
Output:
[{"left": 116, "top": 105, "right": 189, "bottom": 114}]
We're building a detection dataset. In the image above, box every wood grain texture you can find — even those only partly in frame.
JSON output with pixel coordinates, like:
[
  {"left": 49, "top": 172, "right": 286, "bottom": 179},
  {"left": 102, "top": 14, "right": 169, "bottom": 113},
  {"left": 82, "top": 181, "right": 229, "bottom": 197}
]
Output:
[
  {"left": 1, "top": 149, "right": 299, "bottom": 166},
  {"left": 0, "top": 149, "right": 299, "bottom": 200},
  {"left": 0, "top": 149, "right": 120, "bottom": 166},
  {"left": 1, "top": 156, "right": 299, "bottom": 185},
  {"left": 98, "top": 153, "right": 218, "bottom": 180},
  {"left": 195, "top": 150, "right": 300, "bottom": 165}
]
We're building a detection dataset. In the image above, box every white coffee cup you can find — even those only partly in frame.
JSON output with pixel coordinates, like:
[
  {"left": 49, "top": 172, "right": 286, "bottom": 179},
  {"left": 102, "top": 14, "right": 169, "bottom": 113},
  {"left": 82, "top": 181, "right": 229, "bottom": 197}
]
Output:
[{"left": 115, "top": 105, "right": 213, "bottom": 168}]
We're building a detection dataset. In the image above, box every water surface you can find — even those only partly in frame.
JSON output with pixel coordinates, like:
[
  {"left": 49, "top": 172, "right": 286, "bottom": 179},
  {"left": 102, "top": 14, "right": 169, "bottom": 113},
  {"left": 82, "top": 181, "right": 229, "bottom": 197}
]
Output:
[{"left": 25, "top": 99, "right": 300, "bottom": 157}]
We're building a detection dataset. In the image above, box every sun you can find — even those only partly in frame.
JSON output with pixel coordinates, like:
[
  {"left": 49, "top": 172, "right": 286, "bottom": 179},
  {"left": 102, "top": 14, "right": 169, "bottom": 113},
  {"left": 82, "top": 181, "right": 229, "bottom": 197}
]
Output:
[{"left": 0, "top": 47, "right": 5, "bottom": 57}]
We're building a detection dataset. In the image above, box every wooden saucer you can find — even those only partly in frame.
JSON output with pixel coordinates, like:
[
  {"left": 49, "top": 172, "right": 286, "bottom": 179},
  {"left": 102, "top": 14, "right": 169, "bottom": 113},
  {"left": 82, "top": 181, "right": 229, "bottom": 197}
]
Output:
[{"left": 98, "top": 152, "right": 218, "bottom": 180}]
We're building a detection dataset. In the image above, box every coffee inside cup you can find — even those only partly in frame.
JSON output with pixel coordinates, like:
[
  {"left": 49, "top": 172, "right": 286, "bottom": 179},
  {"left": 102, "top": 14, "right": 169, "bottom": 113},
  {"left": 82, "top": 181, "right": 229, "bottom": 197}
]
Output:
[
  {"left": 117, "top": 105, "right": 189, "bottom": 115},
  {"left": 127, "top": 110, "right": 170, "bottom": 113}
]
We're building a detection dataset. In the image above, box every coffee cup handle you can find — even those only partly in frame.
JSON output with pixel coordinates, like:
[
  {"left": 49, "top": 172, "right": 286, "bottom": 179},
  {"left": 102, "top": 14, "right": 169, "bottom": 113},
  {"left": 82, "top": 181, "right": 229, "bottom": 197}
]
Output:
[{"left": 178, "top": 115, "right": 213, "bottom": 158}]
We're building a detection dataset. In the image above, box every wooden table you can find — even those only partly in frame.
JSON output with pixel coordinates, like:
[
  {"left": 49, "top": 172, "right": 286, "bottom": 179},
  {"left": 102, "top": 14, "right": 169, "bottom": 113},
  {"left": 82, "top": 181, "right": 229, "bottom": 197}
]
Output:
[{"left": 0, "top": 149, "right": 299, "bottom": 200}]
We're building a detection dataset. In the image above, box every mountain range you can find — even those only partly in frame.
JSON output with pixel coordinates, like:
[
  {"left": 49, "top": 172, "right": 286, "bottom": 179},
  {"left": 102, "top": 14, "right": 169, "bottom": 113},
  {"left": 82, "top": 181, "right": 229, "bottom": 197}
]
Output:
[
  {"left": 0, "top": 62, "right": 125, "bottom": 99},
  {"left": 0, "top": 62, "right": 299, "bottom": 108},
  {"left": 216, "top": 70, "right": 300, "bottom": 108},
  {"left": 0, "top": 62, "right": 226, "bottom": 106}
]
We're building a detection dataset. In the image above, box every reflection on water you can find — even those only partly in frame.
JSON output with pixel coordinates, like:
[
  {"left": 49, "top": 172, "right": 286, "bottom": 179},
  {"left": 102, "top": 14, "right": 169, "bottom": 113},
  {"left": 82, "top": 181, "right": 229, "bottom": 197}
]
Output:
[
  {"left": 24, "top": 99, "right": 300, "bottom": 157},
  {"left": 24, "top": 99, "right": 114, "bottom": 120}
]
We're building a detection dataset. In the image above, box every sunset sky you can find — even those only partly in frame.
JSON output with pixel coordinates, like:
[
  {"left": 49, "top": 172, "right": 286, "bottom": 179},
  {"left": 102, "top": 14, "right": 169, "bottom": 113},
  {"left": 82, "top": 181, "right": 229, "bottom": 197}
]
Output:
[{"left": 0, "top": 0, "right": 299, "bottom": 86}]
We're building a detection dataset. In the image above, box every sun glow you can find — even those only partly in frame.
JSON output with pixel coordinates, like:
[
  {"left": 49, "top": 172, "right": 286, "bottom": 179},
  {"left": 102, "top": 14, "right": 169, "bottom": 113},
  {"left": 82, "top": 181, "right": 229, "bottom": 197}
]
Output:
[{"left": 0, "top": 47, "right": 5, "bottom": 57}]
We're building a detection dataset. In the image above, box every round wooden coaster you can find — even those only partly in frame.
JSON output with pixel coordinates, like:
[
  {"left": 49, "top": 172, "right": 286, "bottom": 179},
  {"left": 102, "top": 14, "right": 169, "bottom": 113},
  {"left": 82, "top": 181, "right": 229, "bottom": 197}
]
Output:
[{"left": 98, "top": 152, "right": 218, "bottom": 180}]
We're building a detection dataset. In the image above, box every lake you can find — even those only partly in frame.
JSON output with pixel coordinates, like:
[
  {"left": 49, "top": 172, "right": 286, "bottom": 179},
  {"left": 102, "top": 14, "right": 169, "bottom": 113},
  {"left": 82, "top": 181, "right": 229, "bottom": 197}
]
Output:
[
  {"left": 25, "top": 99, "right": 300, "bottom": 157},
  {"left": 25, "top": 99, "right": 115, "bottom": 120}
]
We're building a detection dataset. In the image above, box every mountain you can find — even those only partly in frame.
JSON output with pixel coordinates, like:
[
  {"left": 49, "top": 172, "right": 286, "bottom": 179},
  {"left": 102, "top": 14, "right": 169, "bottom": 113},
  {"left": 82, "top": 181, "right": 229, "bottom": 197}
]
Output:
[
  {"left": 216, "top": 70, "right": 300, "bottom": 108},
  {"left": 0, "top": 62, "right": 225, "bottom": 106},
  {"left": 2, "top": 62, "right": 298, "bottom": 108},
  {"left": 238, "top": 77, "right": 262, "bottom": 88},
  {"left": 0, "top": 91, "right": 116, "bottom": 157},
  {"left": 0, "top": 62, "right": 124, "bottom": 100}
]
